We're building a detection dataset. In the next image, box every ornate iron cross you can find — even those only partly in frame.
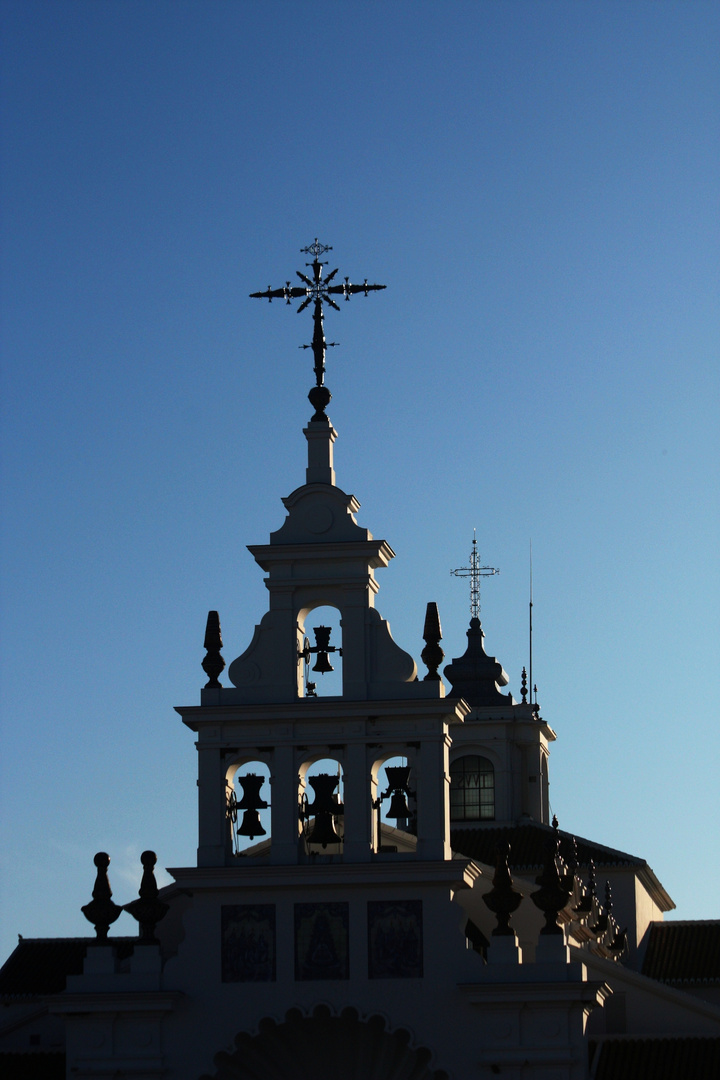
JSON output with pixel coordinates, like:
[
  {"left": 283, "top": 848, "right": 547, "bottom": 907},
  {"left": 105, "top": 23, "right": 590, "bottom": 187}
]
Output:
[
  {"left": 451, "top": 532, "right": 499, "bottom": 620},
  {"left": 250, "top": 239, "right": 385, "bottom": 420}
]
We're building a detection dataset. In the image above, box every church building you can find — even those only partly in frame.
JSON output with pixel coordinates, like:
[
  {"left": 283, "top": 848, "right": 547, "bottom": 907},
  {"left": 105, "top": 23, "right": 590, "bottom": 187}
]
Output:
[{"left": 2, "top": 241, "right": 719, "bottom": 1079}]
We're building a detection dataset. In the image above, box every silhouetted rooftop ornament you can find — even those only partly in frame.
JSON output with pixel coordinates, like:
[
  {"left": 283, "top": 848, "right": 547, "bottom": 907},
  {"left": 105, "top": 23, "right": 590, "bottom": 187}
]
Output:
[
  {"left": 421, "top": 602, "right": 444, "bottom": 681},
  {"left": 443, "top": 617, "right": 513, "bottom": 707},
  {"left": 482, "top": 841, "right": 523, "bottom": 936},
  {"left": 531, "top": 834, "right": 573, "bottom": 936},
  {"left": 573, "top": 859, "right": 596, "bottom": 916},
  {"left": 589, "top": 881, "right": 612, "bottom": 937},
  {"left": 81, "top": 852, "right": 123, "bottom": 941},
  {"left": 123, "top": 851, "right": 169, "bottom": 942},
  {"left": 250, "top": 239, "right": 385, "bottom": 422},
  {"left": 202, "top": 610, "right": 225, "bottom": 689},
  {"left": 451, "top": 531, "right": 498, "bottom": 621}
]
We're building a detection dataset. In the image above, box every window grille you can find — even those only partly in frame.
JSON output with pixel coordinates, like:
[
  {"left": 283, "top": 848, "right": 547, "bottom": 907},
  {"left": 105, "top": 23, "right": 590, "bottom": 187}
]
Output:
[{"left": 450, "top": 755, "right": 494, "bottom": 821}]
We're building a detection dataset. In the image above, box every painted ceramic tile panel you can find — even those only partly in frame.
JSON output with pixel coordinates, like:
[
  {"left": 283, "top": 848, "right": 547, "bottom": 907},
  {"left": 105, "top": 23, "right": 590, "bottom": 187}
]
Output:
[{"left": 222, "top": 904, "right": 276, "bottom": 982}]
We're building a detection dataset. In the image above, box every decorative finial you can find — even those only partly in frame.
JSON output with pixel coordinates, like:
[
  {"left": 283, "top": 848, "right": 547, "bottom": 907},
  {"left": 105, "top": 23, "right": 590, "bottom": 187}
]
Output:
[
  {"left": 450, "top": 531, "right": 499, "bottom": 621},
  {"left": 202, "top": 610, "right": 225, "bottom": 689},
  {"left": 250, "top": 240, "right": 385, "bottom": 422},
  {"left": 421, "top": 602, "right": 444, "bottom": 680},
  {"left": 81, "top": 852, "right": 123, "bottom": 941},
  {"left": 573, "top": 859, "right": 596, "bottom": 915},
  {"left": 482, "top": 842, "right": 523, "bottom": 936},
  {"left": 589, "top": 880, "right": 612, "bottom": 936},
  {"left": 520, "top": 666, "right": 528, "bottom": 704},
  {"left": 530, "top": 835, "right": 572, "bottom": 935},
  {"left": 123, "top": 851, "right": 169, "bottom": 942}
]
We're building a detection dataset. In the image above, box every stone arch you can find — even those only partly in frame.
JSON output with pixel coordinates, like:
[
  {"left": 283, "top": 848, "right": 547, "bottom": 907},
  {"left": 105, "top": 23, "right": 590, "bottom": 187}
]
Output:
[
  {"left": 225, "top": 757, "right": 272, "bottom": 856},
  {"left": 201, "top": 1004, "right": 448, "bottom": 1080},
  {"left": 297, "top": 603, "right": 343, "bottom": 697}
]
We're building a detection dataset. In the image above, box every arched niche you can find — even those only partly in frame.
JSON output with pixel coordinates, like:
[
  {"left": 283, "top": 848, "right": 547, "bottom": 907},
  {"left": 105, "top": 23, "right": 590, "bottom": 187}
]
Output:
[
  {"left": 200, "top": 1004, "right": 448, "bottom": 1080},
  {"left": 371, "top": 751, "right": 418, "bottom": 854},
  {"left": 225, "top": 757, "right": 272, "bottom": 857},
  {"left": 297, "top": 604, "right": 343, "bottom": 698},
  {"left": 298, "top": 755, "right": 345, "bottom": 858}
]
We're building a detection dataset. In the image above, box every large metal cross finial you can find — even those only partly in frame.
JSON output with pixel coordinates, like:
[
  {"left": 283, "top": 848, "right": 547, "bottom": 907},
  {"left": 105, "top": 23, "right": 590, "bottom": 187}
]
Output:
[
  {"left": 250, "top": 239, "right": 386, "bottom": 421},
  {"left": 451, "top": 531, "right": 499, "bottom": 621}
]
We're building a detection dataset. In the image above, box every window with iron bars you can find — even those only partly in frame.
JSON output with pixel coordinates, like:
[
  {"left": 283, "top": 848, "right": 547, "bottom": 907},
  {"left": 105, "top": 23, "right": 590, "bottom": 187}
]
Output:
[{"left": 450, "top": 755, "right": 495, "bottom": 821}]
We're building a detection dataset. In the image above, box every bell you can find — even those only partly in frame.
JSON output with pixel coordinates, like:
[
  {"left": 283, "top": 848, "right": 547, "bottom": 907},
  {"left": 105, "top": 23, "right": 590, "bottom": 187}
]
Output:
[
  {"left": 309, "top": 625, "right": 337, "bottom": 675},
  {"left": 236, "top": 773, "right": 268, "bottom": 811},
  {"left": 308, "top": 812, "right": 341, "bottom": 848},
  {"left": 312, "top": 651, "right": 334, "bottom": 674},
  {"left": 305, "top": 773, "right": 343, "bottom": 849},
  {"left": 387, "top": 791, "right": 410, "bottom": 820},
  {"left": 237, "top": 809, "right": 266, "bottom": 840}
]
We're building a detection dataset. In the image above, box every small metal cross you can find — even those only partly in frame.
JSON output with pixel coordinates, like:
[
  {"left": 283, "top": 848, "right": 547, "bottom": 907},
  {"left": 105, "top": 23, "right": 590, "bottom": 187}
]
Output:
[
  {"left": 451, "top": 532, "right": 499, "bottom": 620},
  {"left": 250, "top": 239, "right": 385, "bottom": 419}
]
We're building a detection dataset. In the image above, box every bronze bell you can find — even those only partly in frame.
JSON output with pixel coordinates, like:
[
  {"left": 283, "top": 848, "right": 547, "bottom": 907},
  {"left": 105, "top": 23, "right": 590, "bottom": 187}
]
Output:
[
  {"left": 308, "top": 812, "right": 341, "bottom": 848},
  {"left": 306, "top": 773, "right": 343, "bottom": 848},
  {"left": 387, "top": 791, "right": 410, "bottom": 820},
  {"left": 311, "top": 651, "right": 334, "bottom": 674},
  {"left": 310, "top": 625, "right": 337, "bottom": 675},
  {"left": 237, "top": 809, "right": 266, "bottom": 839}
]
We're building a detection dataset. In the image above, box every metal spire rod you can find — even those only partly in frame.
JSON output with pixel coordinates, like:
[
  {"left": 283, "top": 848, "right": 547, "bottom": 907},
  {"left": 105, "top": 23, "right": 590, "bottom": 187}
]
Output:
[
  {"left": 249, "top": 239, "right": 386, "bottom": 420},
  {"left": 529, "top": 539, "right": 533, "bottom": 710},
  {"left": 451, "top": 530, "right": 499, "bottom": 620}
]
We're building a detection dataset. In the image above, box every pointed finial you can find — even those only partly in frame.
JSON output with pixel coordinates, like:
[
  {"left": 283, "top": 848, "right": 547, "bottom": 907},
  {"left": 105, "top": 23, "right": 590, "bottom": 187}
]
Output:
[
  {"left": 530, "top": 835, "right": 573, "bottom": 935},
  {"left": 421, "top": 602, "right": 444, "bottom": 680},
  {"left": 81, "top": 852, "right": 123, "bottom": 941},
  {"left": 589, "top": 880, "right": 611, "bottom": 937},
  {"left": 202, "top": 610, "right": 225, "bottom": 688},
  {"left": 123, "top": 851, "right": 169, "bottom": 942},
  {"left": 572, "top": 857, "right": 595, "bottom": 916},
  {"left": 482, "top": 841, "right": 523, "bottom": 936}
]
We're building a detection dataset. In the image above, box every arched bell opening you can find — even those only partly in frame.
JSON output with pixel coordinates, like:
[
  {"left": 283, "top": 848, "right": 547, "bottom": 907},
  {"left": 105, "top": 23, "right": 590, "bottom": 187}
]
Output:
[
  {"left": 371, "top": 752, "right": 417, "bottom": 855},
  {"left": 226, "top": 758, "right": 272, "bottom": 857},
  {"left": 297, "top": 605, "right": 343, "bottom": 699},
  {"left": 298, "top": 756, "right": 345, "bottom": 859}
]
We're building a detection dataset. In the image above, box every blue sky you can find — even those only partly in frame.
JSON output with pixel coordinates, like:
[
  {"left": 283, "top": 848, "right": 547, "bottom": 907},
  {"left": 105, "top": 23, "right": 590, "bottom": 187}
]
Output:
[{"left": 1, "top": 0, "right": 718, "bottom": 962}]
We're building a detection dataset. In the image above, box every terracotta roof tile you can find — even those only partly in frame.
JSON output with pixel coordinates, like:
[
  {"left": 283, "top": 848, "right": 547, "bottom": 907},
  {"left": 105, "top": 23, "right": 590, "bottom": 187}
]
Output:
[
  {"left": 641, "top": 921, "right": 720, "bottom": 984},
  {"left": 591, "top": 1037, "right": 720, "bottom": 1080},
  {"left": 451, "top": 822, "right": 645, "bottom": 871},
  {"left": 0, "top": 937, "right": 136, "bottom": 997}
]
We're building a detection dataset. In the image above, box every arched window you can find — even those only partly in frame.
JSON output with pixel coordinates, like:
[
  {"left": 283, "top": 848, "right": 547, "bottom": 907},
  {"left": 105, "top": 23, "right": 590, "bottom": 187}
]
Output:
[
  {"left": 298, "top": 606, "right": 343, "bottom": 698},
  {"left": 450, "top": 755, "right": 494, "bottom": 822},
  {"left": 228, "top": 760, "right": 272, "bottom": 856}
]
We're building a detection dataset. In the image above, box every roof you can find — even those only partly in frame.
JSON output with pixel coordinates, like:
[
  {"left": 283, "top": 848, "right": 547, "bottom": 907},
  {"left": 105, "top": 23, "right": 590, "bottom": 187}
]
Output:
[
  {"left": 451, "top": 822, "right": 646, "bottom": 871},
  {"left": 0, "top": 937, "right": 136, "bottom": 998},
  {"left": 641, "top": 921, "right": 720, "bottom": 985},
  {"left": 590, "top": 1037, "right": 720, "bottom": 1080}
]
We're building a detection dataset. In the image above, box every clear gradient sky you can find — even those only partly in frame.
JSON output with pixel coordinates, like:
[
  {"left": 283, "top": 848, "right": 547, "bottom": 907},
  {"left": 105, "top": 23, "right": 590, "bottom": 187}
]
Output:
[{"left": 1, "top": 1, "right": 718, "bottom": 963}]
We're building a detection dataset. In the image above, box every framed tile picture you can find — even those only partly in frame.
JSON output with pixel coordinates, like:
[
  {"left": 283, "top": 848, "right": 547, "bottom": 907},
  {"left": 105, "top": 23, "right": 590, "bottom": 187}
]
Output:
[
  {"left": 221, "top": 904, "right": 276, "bottom": 983},
  {"left": 294, "top": 902, "right": 349, "bottom": 981},
  {"left": 368, "top": 900, "right": 423, "bottom": 979}
]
